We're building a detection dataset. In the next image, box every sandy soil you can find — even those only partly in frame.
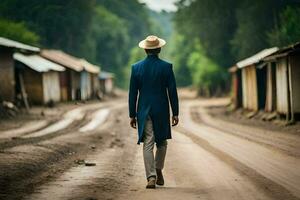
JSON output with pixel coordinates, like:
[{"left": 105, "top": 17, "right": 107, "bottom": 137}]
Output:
[{"left": 0, "top": 95, "right": 299, "bottom": 200}]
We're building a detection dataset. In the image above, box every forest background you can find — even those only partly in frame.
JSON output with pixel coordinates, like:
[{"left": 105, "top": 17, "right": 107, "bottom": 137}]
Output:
[{"left": 1, "top": 0, "right": 299, "bottom": 95}]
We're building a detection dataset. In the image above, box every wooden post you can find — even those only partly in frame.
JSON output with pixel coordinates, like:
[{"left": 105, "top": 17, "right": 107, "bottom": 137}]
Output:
[{"left": 18, "top": 73, "right": 30, "bottom": 112}]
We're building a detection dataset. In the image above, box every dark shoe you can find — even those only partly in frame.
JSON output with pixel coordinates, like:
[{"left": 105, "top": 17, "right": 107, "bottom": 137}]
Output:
[
  {"left": 156, "top": 169, "right": 164, "bottom": 186},
  {"left": 146, "top": 176, "right": 156, "bottom": 189}
]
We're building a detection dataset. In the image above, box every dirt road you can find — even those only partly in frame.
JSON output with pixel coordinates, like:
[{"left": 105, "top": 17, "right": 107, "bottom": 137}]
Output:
[{"left": 0, "top": 96, "right": 299, "bottom": 200}]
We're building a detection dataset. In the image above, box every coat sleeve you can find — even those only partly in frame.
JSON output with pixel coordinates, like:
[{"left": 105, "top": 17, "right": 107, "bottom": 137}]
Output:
[
  {"left": 167, "top": 64, "right": 179, "bottom": 116},
  {"left": 128, "top": 65, "right": 138, "bottom": 118}
]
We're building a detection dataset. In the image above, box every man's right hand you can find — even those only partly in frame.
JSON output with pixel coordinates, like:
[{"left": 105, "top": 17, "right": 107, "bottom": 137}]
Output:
[
  {"left": 172, "top": 116, "right": 179, "bottom": 126},
  {"left": 130, "top": 117, "right": 137, "bottom": 129}
]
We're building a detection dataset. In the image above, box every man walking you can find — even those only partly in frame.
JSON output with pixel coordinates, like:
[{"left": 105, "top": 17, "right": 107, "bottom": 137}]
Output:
[{"left": 128, "top": 35, "right": 179, "bottom": 189}]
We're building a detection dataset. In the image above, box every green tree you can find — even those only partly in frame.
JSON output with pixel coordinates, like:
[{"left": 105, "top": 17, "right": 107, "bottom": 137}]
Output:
[
  {"left": 0, "top": 0, "right": 95, "bottom": 57},
  {"left": 96, "top": 0, "right": 152, "bottom": 46},
  {"left": 231, "top": 0, "right": 284, "bottom": 60},
  {"left": 268, "top": 6, "right": 300, "bottom": 47},
  {"left": 0, "top": 18, "right": 39, "bottom": 45},
  {"left": 169, "top": 33, "right": 192, "bottom": 87},
  {"left": 187, "top": 39, "right": 227, "bottom": 96},
  {"left": 89, "top": 6, "right": 130, "bottom": 87},
  {"left": 175, "top": 0, "right": 237, "bottom": 68}
]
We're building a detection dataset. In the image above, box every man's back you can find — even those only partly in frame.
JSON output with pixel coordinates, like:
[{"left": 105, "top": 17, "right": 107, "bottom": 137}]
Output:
[
  {"left": 131, "top": 55, "right": 172, "bottom": 107},
  {"left": 129, "top": 53, "right": 178, "bottom": 144}
]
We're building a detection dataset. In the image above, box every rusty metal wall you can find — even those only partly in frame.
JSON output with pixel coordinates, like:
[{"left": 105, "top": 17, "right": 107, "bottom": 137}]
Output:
[
  {"left": 0, "top": 49, "right": 15, "bottom": 101},
  {"left": 23, "top": 67, "right": 43, "bottom": 104},
  {"left": 71, "top": 71, "right": 81, "bottom": 100},
  {"left": 276, "top": 58, "right": 289, "bottom": 114},
  {"left": 91, "top": 74, "right": 100, "bottom": 98},
  {"left": 59, "top": 71, "right": 69, "bottom": 101}
]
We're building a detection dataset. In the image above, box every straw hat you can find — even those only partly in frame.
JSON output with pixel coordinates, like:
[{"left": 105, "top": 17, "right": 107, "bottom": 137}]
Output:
[{"left": 138, "top": 35, "right": 166, "bottom": 49}]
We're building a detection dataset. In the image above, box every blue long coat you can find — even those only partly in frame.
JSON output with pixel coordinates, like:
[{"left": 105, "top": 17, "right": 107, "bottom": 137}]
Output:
[{"left": 128, "top": 54, "right": 179, "bottom": 145}]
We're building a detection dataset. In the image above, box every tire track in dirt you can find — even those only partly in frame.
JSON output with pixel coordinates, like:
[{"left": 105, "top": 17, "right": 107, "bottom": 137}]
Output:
[
  {"left": 23, "top": 104, "right": 137, "bottom": 200},
  {"left": 191, "top": 105, "right": 300, "bottom": 158},
  {"left": 0, "top": 101, "right": 124, "bottom": 151},
  {"left": 177, "top": 100, "right": 300, "bottom": 200}
]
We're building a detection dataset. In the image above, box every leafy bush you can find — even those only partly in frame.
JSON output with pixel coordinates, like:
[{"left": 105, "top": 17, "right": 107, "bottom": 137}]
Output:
[
  {"left": 0, "top": 18, "right": 39, "bottom": 45},
  {"left": 187, "top": 40, "right": 227, "bottom": 96}
]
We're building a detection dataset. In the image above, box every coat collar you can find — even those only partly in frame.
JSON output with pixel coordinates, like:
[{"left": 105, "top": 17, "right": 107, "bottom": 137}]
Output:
[{"left": 146, "top": 54, "right": 159, "bottom": 59}]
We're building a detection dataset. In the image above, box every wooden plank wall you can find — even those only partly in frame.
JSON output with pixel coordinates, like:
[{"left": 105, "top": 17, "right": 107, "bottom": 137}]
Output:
[
  {"left": 43, "top": 71, "right": 61, "bottom": 103},
  {"left": 265, "top": 63, "right": 276, "bottom": 112},
  {"left": 276, "top": 58, "right": 289, "bottom": 114},
  {"left": 23, "top": 68, "right": 43, "bottom": 104},
  {"left": 71, "top": 71, "right": 81, "bottom": 100},
  {"left": 59, "top": 71, "right": 69, "bottom": 101},
  {"left": 290, "top": 53, "right": 300, "bottom": 113},
  {"left": 242, "top": 65, "right": 258, "bottom": 111},
  {"left": 0, "top": 49, "right": 15, "bottom": 101}
]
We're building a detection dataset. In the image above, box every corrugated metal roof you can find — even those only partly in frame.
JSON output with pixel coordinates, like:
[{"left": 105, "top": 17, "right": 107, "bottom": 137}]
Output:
[
  {"left": 14, "top": 53, "right": 65, "bottom": 72},
  {"left": 264, "top": 42, "right": 300, "bottom": 61},
  {"left": 237, "top": 47, "right": 279, "bottom": 68},
  {"left": 0, "top": 37, "right": 40, "bottom": 52},
  {"left": 40, "top": 49, "right": 83, "bottom": 72},
  {"left": 80, "top": 59, "right": 100, "bottom": 74},
  {"left": 99, "top": 71, "right": 114, "bottom": 80}
]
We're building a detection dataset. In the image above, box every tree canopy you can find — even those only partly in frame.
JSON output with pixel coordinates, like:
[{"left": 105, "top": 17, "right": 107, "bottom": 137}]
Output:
[
  {"left": 172, "top": 0, "right": 300, "bottom": 95},
  {"left": 0, "top": 0, "right": 299, "bottom": 93}
]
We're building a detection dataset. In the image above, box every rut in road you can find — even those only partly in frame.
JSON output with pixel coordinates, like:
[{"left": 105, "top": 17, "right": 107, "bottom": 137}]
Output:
[
  {"left": 0, "top": 101, "right": 125, "bottom": 200},
  {"left": 0, "top": 101, "right": 125, "bottom": 151}
]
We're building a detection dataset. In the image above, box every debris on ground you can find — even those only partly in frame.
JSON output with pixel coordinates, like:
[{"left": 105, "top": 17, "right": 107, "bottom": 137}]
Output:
[
  {"left": 85, "top": 162, "right": 96, "bottom": 167},
  {"left": 74, "top": 159, "right": 96, "bottom": 166},
  {"left": 74, "top": 159, "right": 85, "bottom": 165},
  {"left": 245, "top": 111, "right": 257, "bottom": 119}
]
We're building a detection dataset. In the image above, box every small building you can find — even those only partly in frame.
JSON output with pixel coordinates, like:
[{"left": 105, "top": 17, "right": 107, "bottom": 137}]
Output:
[
  {"left": 13, "top": 53, "right": 65, "bottom": 105},
  {"left": 228, "top": 65, "right": 242, "bottom": 109},
  {"left": 264, "top": 42, "right": 300, "bottom": 121},
  {"left": 99, "top": 71, "right": 114, "bottom": 96},
  {"left": 80, "top": 59, "right": 100, "bottom": 100},
  {"left": 237, "top": 47, "right": 279, "bottom": 111},
  {"left": 41, "top": 50, "right": 83, "bottom": 101},
  {"left": 0, "top": 37, "right": 39, "bottom": 102}
]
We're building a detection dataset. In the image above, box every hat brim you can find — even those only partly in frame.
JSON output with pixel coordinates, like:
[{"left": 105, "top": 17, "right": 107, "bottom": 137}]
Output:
[{"left": 138, "top": 38, "right": 166, "bottom": 49}]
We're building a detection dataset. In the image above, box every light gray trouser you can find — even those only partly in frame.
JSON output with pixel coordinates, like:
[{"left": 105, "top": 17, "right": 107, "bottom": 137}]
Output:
[{"left": 143, "top": 116, "right": 167, "bottom": 179}]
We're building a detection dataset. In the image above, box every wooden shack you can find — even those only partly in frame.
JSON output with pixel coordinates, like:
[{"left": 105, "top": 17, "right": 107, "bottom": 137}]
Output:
[
  {"left": 264, "top": 42, "right": 300, "bottom": 121},
  {"left": 80, "top": 59, "right": 100, "bottom": 100},
  {"left": 13, "top": 53, "right": 65, "bottom": 105},
  {"left": 237, "top": 47, "right": 278, "bottom": 111},
  {"left": 41, "top": 50, "right": 83, "bottom": 101},
  {"left": 0, "top": 37, "right": 39, "bottom": 102},
  {"left": 99, "top": 71, "right": 114, "bottom": 96}
]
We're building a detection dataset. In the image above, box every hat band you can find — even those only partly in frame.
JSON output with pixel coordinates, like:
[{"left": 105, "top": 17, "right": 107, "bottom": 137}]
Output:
[{"left": 145, "top": 40, "right": 159, "bottom": 47}]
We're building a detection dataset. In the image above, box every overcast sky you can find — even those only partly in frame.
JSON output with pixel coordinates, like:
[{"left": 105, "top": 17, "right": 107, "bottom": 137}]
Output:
[{"left": 139, "top": 0, "right": 178, "bottom": 12}]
